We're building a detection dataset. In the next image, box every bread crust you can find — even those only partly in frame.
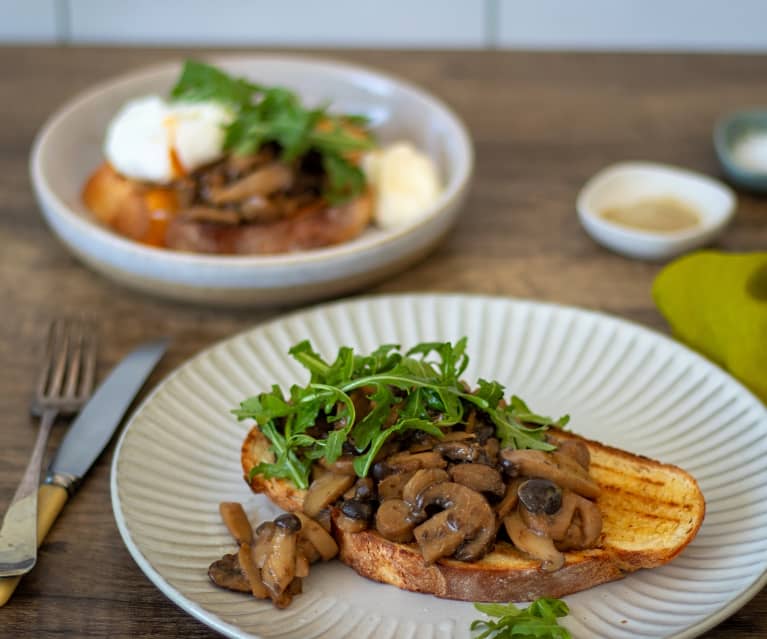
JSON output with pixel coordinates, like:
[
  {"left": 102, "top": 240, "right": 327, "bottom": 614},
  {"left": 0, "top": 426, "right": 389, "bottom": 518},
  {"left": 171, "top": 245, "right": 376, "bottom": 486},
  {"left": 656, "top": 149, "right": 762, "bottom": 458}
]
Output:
[{"left": 241, "top": 425, "right": 705, "bottom": 602}]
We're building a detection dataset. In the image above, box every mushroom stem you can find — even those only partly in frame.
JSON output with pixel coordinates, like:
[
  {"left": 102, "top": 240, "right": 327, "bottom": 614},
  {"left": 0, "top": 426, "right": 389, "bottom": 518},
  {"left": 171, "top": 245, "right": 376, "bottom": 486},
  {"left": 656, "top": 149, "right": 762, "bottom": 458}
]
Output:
[{"left": 504, "top": 511, "right": 565, "bottom": 572}]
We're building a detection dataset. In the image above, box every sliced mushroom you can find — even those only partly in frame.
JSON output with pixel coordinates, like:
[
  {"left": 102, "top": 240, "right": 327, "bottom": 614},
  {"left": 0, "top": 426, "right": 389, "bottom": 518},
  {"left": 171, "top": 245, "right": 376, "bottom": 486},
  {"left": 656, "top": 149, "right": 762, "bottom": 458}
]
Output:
[
  {"left": 294, "top": 551, "right": 310, "bottom": 578},
  {"left": 413, "top": 511, "right": 466, "bottom": 564},
  {"left": 225, "top": 151, "right": 271, "bottom": 178},
  {"left": 295, "top": 512, "right": 338, "bottom": 561},
  {"left": 180, "top": 206, "right": 241, "bottom": 225},
  {"left": 238, "top": 542, "right": 270, "bottom": 599},
  {"left": 261, "top": 514, "right": 301, "bottom": 600},
  {"left": 239, "top": 195, "right": 282, "bottom": 222},
  {"left": 377, "top": 471, "right": 415, "bottom": 500},
  {"left": 375, "top": 499, "right": 416, "bottom": 543},
  {"left": 449, "top": 464, "right": 505, "bottom": 497},
  {"left": 314, "top": 508, "right": 332, "bottom": 533},
  {"left": 557, "top": 495, "right": 602, "bottom": 550},
  {"left": 499, "top": 449, "right": 600, "bottom": 499},
  {"left": 319, "top": 455, "right": 358, "bottom": 476},
  {"left": 303, "top": 472, "right": 355, "bottom": 518},
  {"left": 453, "top": 519, "right": 497, "bottom": 562},
  {"left": 549, "top": 436, "right": 591, "bottom": 470},
  {"left": 206, "top": 163, "right": 293, "bottom": 205},
  {"left": 413, "top": 482, "right": 495, "bottom": 564},
  {"left": 504, "top": 511, "right": 564, "bottom": 572},
  {"left": 402, "top": 468, "right": 449, "bottom": 505},
  {"left": 253, "top": 521, "right": 276, "bottom": 569},
  {"left": 521, "top": 489, "right": 569, "bottom": 537},
  {"left": 219, "top": 502, "right": 253, "bottom": 545},
  {"left": 208, "top": 553, "right": 251, "bottom": 592},
  {"left": 298, "top": 536, "right": 321, "bottom": 564},
  {"left": 495, "top": 478, "right": 524, "bottom": 520},
  {"left": 385, "top": 450, "right": 447, "bottom": 473}
]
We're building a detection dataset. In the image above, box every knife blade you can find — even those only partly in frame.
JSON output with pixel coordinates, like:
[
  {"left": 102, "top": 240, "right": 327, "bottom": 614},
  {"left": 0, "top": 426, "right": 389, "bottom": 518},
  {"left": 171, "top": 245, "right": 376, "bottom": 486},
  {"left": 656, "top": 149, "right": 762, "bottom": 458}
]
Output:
[
  {"left": 0, "top": 337, "right": 168, "bottom": 606},
  {"left": 45, "top": 337, "right": 169, "bottom": 490}
]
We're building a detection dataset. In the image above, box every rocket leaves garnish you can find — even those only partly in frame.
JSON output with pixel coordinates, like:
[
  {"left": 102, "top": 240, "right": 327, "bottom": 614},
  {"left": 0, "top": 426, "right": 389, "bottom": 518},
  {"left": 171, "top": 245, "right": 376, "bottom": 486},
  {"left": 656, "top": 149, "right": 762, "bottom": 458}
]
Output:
[
  {"left": 233, "top": 338, "right": 568, "bottom": 490},
  {"left": 471, "top": 598, "right": 572, "bottom": 639},
  {"left": 170, "top": 60, "right": 374, "bottom": 203}
]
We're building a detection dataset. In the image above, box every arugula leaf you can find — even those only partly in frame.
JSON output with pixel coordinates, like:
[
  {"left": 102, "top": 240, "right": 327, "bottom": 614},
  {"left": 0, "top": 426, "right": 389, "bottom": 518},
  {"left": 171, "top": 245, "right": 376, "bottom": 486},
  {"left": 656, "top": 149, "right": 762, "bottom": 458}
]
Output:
[
  {"left": 322, "top": 151, "right": 367, "bottom": 204},
  {"left": 247, "top": 421, "right": 312, "bottom": 489},
  {"left": 233, "top": 339, "right": 569, "bottom": 487},
  {"left": 471, "top": 598, "right": 572, "bottom": 639},
  {"left": 169, "top": 60, "right": 374, "bottom": 203},
  {"left": 171, "top": 59, "right": 259, "bottom": 107}
]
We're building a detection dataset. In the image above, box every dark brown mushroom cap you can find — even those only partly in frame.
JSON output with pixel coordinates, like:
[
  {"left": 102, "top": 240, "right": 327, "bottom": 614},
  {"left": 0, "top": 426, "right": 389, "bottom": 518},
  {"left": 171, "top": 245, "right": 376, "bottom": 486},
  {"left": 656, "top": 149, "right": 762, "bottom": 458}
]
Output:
[
  {"left": 518, "top": 478, "right": 563, "bottom": 515},
  {"left": 275, "top": 513, "right": 302, "bottom": 532},
  {"left": 340, "top": 499, "right": 374, "bottom": 521}
]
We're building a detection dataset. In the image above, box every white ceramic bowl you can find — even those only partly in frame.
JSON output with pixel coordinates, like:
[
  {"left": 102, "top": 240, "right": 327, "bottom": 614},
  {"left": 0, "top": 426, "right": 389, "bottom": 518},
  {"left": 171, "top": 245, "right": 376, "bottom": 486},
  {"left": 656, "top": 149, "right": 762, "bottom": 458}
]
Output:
[
  {"left": 31, "top": 55, "right": 473, "bottom": 306},
  {"left": 577, "top": 162, "right": 735, "bottom": 261}
]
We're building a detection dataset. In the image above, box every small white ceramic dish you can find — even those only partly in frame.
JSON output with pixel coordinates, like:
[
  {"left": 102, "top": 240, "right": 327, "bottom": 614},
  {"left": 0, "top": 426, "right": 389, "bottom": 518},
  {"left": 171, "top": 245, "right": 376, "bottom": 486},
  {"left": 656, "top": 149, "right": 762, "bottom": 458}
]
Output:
[
  {"left": 30, "top": 55, "right": 473, "bottom": 306},
  {"left": 577, "top": 162, "right": 735, "bottom": 261}
]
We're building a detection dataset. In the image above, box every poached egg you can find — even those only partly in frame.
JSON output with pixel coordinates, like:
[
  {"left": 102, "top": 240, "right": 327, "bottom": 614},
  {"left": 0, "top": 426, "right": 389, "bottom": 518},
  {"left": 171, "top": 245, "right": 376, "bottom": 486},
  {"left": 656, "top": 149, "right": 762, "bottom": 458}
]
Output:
[{"left": 104, "top": 95, "right": 233, "bottom": 184}]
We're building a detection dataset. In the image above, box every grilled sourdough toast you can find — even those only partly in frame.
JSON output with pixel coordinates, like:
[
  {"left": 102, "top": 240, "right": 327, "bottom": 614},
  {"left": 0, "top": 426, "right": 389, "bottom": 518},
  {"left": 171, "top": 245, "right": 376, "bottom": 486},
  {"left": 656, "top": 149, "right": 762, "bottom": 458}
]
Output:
[{"left": 241, "top": 425, "right": 705, "bottom": 602}]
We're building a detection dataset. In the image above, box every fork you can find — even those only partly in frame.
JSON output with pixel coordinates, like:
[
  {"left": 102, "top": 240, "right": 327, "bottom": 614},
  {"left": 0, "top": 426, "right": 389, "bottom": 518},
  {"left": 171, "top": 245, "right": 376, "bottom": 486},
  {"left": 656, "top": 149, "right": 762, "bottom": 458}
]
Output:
[{"left": 0, "top": 320, "right": 97, "bottom": 577}]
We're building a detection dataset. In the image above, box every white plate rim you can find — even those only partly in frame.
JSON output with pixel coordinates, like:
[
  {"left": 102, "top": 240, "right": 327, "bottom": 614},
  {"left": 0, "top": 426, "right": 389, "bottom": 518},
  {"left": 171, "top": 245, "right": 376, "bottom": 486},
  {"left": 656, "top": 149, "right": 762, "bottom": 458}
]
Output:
[{"left": 110, "top": 292, "right": 767, "bottom": 639}]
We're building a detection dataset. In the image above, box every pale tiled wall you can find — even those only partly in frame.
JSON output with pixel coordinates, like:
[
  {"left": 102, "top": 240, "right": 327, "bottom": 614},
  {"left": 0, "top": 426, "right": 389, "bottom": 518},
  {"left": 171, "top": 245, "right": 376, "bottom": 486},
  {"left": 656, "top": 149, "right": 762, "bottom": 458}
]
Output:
[{"left": 3, "top": 0, "right": 767, "bottom": 51}]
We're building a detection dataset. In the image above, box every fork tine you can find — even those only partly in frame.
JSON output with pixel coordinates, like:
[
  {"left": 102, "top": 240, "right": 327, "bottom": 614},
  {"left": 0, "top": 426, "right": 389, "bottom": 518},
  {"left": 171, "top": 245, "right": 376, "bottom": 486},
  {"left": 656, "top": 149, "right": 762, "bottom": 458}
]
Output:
[
  {"left": 63, "top": 321, "right": 85, "bottom": 398},
  {"left": 36, "top": 320, "right": 62, "bottom": 399},
  {"left": 46, "top": 320, "right": 70, "bottom": 398},
  {"left": 79, "top": 326, "right": 98, "bottom": 398}
]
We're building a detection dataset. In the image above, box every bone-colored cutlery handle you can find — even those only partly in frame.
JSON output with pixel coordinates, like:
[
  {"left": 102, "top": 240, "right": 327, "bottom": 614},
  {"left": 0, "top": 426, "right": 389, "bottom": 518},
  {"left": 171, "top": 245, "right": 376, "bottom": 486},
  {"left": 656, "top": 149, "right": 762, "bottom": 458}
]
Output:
[{"left": 0, "top": 485, "right": 68, "bottom": 607}]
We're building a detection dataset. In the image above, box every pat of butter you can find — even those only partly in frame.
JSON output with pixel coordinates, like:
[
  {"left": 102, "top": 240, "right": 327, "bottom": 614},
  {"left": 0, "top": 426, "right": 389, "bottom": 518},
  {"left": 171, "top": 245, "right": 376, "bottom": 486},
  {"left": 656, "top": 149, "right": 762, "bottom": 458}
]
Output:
[
  {"left": 363, "top": 142, "right": 442, "bottom": 229},
  {"left": 104, "top": 95, "right": 234, "bottom": 184}
]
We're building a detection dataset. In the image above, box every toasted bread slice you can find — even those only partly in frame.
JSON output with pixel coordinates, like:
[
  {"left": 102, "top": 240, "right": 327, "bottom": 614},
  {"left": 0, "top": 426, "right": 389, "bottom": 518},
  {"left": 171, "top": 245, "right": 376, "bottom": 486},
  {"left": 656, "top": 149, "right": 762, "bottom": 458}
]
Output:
[
  {"left": 83, "top": 162, "right": 374, "bottom": 254},
  {"left": 241, "top": 426, "right": 705, "bottom": 602}
]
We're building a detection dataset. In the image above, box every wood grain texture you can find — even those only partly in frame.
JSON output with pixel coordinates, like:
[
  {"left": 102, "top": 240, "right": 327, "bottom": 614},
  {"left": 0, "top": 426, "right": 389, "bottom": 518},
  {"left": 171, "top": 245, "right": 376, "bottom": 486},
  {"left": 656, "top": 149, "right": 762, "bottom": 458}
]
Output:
[{"left": 0, "top": 47, "right": 765, "bottom": 638}]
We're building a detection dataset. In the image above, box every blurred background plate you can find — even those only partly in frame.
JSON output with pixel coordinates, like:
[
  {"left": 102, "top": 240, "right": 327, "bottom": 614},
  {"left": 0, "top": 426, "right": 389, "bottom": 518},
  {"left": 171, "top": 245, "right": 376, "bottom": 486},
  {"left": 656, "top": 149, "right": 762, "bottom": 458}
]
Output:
[
  {"left": 30, "top": 56, "right": 473, "bottom": 306},
  {"left": 111, "top": 294, "right": 767, "bottom": 639}
]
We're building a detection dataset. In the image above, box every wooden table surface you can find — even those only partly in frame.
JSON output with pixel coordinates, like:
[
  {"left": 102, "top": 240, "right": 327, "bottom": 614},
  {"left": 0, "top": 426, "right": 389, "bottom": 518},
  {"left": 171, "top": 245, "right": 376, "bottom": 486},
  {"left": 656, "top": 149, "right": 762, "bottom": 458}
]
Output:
[{"left": 1, "top": 47, "right": 765, "bottom": 638}]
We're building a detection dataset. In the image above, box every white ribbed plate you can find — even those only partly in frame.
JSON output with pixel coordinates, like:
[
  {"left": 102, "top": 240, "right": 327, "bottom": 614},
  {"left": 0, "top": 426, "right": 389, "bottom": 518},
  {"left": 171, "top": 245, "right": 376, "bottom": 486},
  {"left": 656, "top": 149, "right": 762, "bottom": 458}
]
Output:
[{"left": 111, "top": 294, "right": 767, "bottom": 639}]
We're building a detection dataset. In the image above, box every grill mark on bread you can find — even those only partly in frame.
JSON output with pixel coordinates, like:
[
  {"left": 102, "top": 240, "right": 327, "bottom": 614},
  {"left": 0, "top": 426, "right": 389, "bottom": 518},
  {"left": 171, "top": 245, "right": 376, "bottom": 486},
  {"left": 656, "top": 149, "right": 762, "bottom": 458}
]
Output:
[
  {"left": 598, "top": 484, "right": 691, "bottom": 511},
  {"left": 589, "top": 462, "right": 667, "bottom": 486}
]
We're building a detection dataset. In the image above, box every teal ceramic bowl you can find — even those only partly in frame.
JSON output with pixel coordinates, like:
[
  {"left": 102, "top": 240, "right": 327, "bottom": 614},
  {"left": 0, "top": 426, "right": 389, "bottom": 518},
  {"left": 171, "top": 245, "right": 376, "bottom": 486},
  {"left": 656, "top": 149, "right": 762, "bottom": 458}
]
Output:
[{"left": 714, "top": 109, "right": 767, "bottom": 193}]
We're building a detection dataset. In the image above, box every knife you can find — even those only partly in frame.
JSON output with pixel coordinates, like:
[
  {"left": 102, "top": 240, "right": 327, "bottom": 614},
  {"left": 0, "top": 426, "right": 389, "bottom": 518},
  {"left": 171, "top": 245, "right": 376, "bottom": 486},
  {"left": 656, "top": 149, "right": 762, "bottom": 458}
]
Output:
[{"left": 0, "top": 337, "right": 168, "bottom": 606}]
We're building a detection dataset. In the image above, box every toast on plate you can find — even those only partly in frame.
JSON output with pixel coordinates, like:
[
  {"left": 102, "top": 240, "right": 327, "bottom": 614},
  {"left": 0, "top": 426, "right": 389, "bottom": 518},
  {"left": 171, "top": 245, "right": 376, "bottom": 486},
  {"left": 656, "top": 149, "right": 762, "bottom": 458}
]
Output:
[{"left": 241, "top": 425, "right": 704, "bottom": 602}]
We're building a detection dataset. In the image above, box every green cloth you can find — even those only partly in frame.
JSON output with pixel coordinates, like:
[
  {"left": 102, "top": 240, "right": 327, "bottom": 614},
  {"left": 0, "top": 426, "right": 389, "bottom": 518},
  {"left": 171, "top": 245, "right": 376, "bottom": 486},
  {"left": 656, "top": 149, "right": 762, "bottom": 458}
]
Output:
[{"left": 653, "top": 250, "right": 767, "bottom": 404}]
